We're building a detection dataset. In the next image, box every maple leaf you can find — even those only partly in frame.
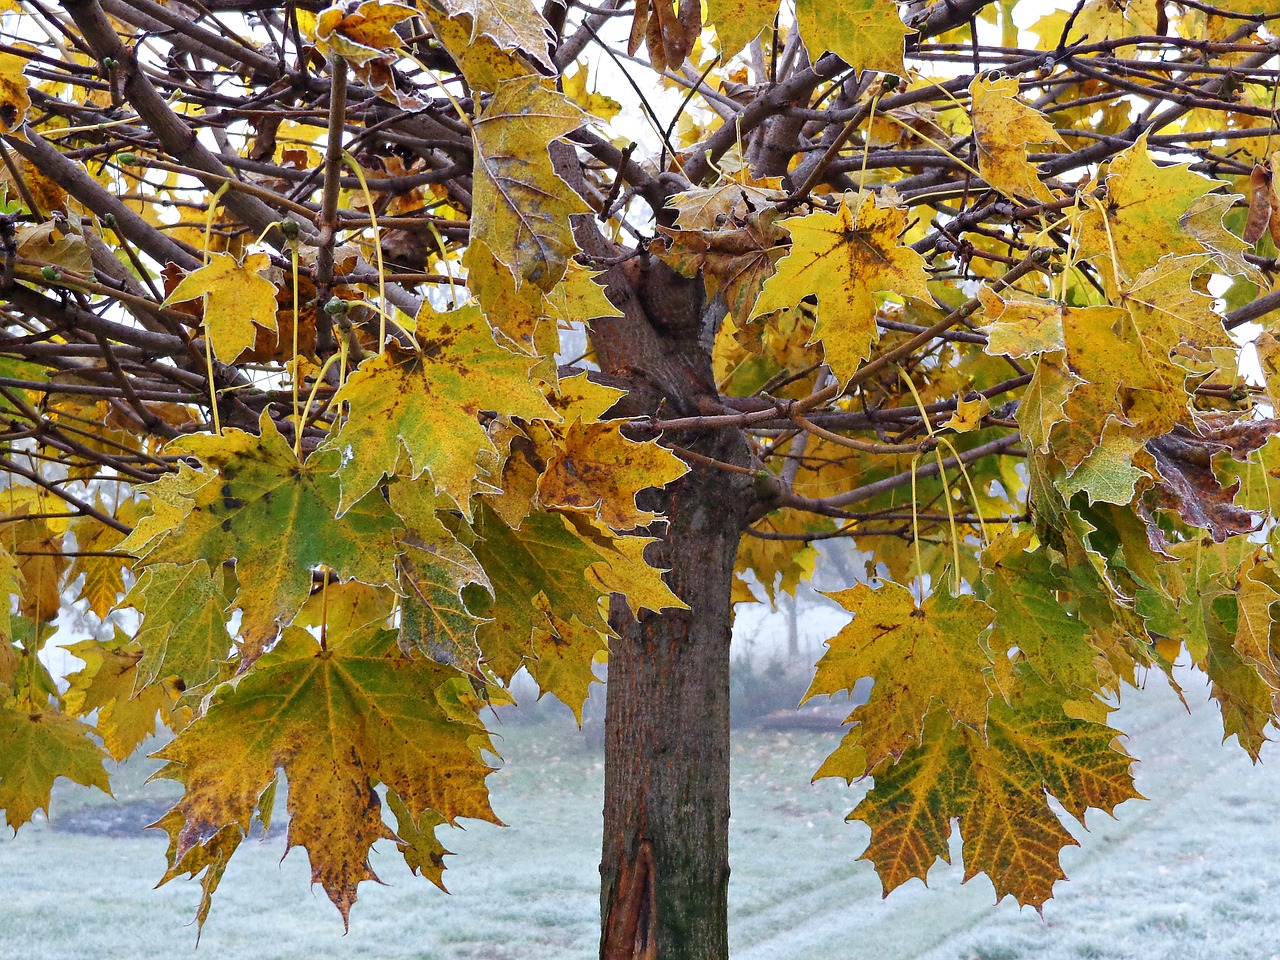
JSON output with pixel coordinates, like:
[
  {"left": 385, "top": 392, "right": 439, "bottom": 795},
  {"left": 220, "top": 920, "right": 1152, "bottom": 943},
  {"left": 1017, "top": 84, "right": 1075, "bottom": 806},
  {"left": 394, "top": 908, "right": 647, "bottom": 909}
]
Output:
[
  {"left": 122, "top": 561, "right": 232, "bottom": 694},
  {"left": 667, "top": 174, "right": 785, "bottom": 231},
  {"left": 323, "top": 302, "right": 557, "bottom": 514},
  {"left": 536, "top": 418, "right": 689, "bottom": 531},
  {"left": 386, "top": 789, "right": 451, "bottom": 889},
  {"left": 844, "top": 671, "right": 1139, "bottom": 908},
  {"left": 0, "top": 51, "right": 29, "bottom": 134},
  {"left": 165, "top": 253, "right": 278, "bottom": 363},
  {"left": 0, "top": 542, "right": 20, "bottom": 662},
  {"left": 1120, "top": 256, "right": 1233, "bottom": 355},
  {"left": 152, "top": 624, "right": 498, "bottom": 924},
  {"left": 62, "top": 630, "right": 184, "bottom": 761},
  {"left": 752, "top": 192, "right": 931, "bottom": 384},
  {"left": 655, "top": 212, "right": 788, "bottom": 325},
  {"left": 462, "top": 239, "right": 554, "bottom": 356},
  {"left": 67, "top": 510, "right": 131, "bottom": 618},
  {"left": 704, "top": 0, "right": 776, "bottom": 56},
  {"left": 469, "top": 505, "right": 613, "bottom": 702},
  {"left": 970, "top": 75, "right": 1065, "bottom": 204},
  {"left": 422, "top": 0, "right": 554, "bottom": 72},
  {"left": 4, "top": 507, "right": 66, "bottom": 624},
  {"left": 982, "top": 528, "right": 1100, "bottom": 696},
  {"left": 1145, "top": 425, "right": 1268, "bottom": 541},
  {"left": 389, "top": 483, "right": 487, "bottom": 669},
  {"left": 470, "top": 76, "right": 589, "bottom": 290},
  {"left": 1076, "top": 134, "right": 1221, "bottom": 292},
  {"left": 137, "top": 414, "right": 400, "bottom": 651},
  {"left": 804, "top": 580, "right": 995, "bottom": 769},
  {"left": 794, "top": 0, "right": 912, "bottom": 76},
  {"left": 0, "top": 701, "right": 110, "bottom": 829},
  {"left": 312, "top": 0, "right": 414, "bottom": 64}
]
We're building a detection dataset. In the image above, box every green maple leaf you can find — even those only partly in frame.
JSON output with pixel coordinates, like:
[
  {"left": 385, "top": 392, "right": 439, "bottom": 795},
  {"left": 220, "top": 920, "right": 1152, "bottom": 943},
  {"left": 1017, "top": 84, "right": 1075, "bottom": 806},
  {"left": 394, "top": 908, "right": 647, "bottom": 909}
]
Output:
[
  {"left": 138, "top": 414, "right": 400, "bottom": 651},
  {"left": 323, "top": 302, "right": 557, "bottom": 515},
  {"left": 983, "top": 528, "right": 1100, "bottom": 696},
  {"left": 0, "top": 701, "right": 110, "bottom": 829},
  {"left": 122, "top": 561, "right": 233, "bottom": 694},
  {"left": 469, "top": 505, "right": 613, "bottom": 717},
  {"left": 804, "top": 580, "right": 995, "bottom": 768},
  {"left": 471, "top": 76, "right": 589, "bottom": 290},
  {"left": 794, "top": 0, "right": 912, "bottom": 75},
  {"left": 390, "top": 483, "right": 488, "bottom": 670},
  {"left": 152, "top": 624, "right": 498, "bottom": 924},
  {"left": 752, "top": 192, "right": 930, "bottom": 384}
]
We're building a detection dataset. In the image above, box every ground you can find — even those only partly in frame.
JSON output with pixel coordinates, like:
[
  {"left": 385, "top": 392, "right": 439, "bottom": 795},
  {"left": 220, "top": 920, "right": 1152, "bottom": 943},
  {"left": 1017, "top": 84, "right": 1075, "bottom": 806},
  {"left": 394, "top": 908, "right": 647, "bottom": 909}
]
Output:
[{"left": 2, "top": 668, "right": 1279, "bottom": 960}]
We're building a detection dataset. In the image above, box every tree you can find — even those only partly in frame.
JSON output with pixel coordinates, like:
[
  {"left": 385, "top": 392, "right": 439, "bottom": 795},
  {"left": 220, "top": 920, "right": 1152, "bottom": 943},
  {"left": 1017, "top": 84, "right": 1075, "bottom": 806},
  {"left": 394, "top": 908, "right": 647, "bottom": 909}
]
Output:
[{"left": 1, "top": 0, "right": 1280, "bottom": 955}]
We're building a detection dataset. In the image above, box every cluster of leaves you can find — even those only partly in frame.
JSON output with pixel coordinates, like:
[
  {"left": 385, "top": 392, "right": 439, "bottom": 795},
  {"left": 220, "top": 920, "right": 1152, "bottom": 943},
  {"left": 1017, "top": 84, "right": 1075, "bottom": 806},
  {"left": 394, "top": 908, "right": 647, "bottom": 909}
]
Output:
[{"left": 0, "top": 0, "right": 1279, "bottom": 932}]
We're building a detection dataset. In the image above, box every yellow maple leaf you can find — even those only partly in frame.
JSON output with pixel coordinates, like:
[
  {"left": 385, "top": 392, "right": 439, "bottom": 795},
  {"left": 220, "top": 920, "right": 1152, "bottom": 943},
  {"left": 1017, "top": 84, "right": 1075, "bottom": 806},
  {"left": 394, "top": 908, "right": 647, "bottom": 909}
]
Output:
[
  {"left": 471, "top": 76, "right": 589, "bottom": 291},
  {"left": 794, "top": 0, "right": 912, "bottom": 76},
  {"left": 705, "top": 0, "right": 778, "bottom": 57},
  {"left": 537, "top": 419, "right": 689, "bottom": 531},
  {"left": 752, "top": 191, "right": 931, "bottom": 384},
  {"left": 311, "top": 1, "right": 415, "bottom": 64},
  {"left": 323, "top": 302, "right": 558, "bottom": 515},
  {"left": 970, "top": 75, "right": 1064, "bottom": 204},
  {"left": 805, "top": 580, "right": 995, "bottom": 769},
  {"left": 0, "top": 51, "right": 29, "bottom": 134},
  {"left": 1075, "top": 133, "right": 1222, "bottom": 293},
  {"left": 165, "top": 253, "right": 278, "bottom": 362}
]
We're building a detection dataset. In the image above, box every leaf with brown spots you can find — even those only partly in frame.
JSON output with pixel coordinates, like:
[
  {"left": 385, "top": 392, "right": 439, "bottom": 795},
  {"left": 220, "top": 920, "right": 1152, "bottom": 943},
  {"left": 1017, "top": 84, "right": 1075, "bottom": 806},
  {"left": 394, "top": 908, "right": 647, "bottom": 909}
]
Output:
[
  {"left": 322, "top": 302, "right": 558, "bottom": 515},
  {"left": 151, "top": 624, "right": 497, "bottom": 926},
  {"left": 1075, "top": 134, "right": 1222, "bottom": 294},
  {"left": 837, "top": 670, "right": 1139, "bottom": 909},
  {"left": 537, "top": 418, "right": 688, "bottom": 531},
  {"left": 0, "top": 700, "right": 110, "bottom": 829},
  {"left": 752, "top": 192, "right": 931, "bottom": 384},
  {"left": 470, "top": 76, "right": 589, "bottom": 290}
]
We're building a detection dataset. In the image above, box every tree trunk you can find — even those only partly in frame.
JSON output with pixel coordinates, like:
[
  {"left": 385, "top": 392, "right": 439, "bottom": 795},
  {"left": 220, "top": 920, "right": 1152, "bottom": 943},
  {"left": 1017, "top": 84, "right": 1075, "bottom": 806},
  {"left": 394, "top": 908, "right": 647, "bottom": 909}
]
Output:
[{"left": 599, "top": 457, "right": 752, "bottom": 960}]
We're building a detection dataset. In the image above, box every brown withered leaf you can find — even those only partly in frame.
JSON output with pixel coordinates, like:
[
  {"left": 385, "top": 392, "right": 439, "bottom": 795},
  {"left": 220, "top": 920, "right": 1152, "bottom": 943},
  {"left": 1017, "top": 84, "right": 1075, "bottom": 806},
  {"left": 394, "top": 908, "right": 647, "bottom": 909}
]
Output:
[
  {"left": 653, "top": 212, "right": 787, "bottom": 324},
  {"left": 1144, "top": 417, "right": 1280, "bottom": 541},
  {"left": 1244, "top": 163, "right": 1272, "bottom": 245}
]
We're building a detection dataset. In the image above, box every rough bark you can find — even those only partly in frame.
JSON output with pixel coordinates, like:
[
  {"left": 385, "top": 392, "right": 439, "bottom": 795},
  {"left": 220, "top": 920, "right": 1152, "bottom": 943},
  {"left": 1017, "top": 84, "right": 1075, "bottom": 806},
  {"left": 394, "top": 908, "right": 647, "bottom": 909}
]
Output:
[
  {"left": 587, "top": 252, "right": 757, "bottom": 959},
  {"left": 599, "top": 455, "right": 753, "bottom": 960}
]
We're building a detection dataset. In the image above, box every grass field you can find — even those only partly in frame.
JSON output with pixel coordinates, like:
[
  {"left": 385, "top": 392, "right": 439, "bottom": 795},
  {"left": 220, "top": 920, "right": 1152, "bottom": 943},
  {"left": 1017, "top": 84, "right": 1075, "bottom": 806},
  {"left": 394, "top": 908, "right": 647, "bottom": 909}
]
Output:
[{"left": 3, "top": 669, "right": 1280, "bottom": 960}]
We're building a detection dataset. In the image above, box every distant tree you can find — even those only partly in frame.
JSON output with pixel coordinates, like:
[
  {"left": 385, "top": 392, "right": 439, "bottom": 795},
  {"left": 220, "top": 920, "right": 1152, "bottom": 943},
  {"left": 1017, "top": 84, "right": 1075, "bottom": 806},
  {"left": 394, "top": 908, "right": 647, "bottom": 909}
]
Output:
[{"left": 2, "top": 0, "right": 1280, "bottom": 957}]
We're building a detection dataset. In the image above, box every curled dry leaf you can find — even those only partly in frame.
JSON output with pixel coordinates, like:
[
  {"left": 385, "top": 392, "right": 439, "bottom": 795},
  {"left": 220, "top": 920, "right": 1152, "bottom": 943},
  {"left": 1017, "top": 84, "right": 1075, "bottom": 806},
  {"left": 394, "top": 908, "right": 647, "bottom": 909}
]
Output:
[
  {"left": 1244, "top": 163, "right": 1271, "bottom": 244},
  {"left": 1144, "top": 418, "right": 1280, "bottom": 542}
]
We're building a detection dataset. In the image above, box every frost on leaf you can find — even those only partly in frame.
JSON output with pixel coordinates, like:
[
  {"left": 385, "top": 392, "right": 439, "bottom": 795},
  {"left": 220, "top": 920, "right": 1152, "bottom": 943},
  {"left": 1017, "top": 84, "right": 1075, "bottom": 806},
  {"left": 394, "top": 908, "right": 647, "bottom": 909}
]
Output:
[{"left": 152, "top": 625, "right": 498, "bottom": 926}]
